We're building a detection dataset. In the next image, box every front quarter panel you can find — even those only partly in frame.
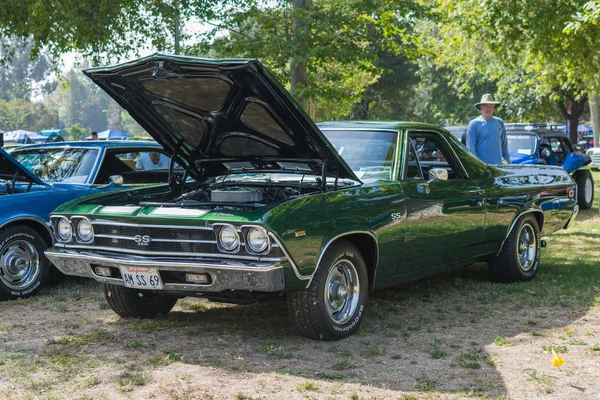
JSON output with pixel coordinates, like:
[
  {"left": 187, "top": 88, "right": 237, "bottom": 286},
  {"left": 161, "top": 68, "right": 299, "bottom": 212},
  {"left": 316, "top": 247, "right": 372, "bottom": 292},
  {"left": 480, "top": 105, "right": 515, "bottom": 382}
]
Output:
[
  {"left": 264, "top": 181, "right": 405, "bottom": 290},
  {"left": 0, "top": 185, "right": 91, "bottom": 230}
]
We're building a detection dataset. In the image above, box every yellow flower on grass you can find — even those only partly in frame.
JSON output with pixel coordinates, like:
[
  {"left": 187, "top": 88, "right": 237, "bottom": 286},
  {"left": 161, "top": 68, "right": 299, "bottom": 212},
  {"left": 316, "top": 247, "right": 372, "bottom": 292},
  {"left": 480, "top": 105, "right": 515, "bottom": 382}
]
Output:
[{"left": 552, "top": 350, "right": 565, "bottom": 367}]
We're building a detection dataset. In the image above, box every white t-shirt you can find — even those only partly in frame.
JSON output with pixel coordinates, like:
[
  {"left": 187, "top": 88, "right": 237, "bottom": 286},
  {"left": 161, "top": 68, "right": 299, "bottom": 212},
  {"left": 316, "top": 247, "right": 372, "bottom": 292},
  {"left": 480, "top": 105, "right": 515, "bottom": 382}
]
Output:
[{"left": 135, "top": 153, "right": 170, "bottom": 170}]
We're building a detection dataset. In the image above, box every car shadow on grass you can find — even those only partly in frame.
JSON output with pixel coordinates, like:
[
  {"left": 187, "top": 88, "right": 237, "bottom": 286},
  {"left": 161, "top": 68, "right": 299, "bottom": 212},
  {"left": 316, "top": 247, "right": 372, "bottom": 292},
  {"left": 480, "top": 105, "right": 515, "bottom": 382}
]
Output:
[{"left": 3, "top": 245, "right": 599, "bottom": 398}]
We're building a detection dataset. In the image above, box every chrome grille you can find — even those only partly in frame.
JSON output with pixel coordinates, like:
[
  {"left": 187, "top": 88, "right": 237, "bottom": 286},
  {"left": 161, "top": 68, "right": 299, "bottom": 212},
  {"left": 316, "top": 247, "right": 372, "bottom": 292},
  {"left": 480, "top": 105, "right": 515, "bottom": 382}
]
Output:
[
  {"left": 87, "top": 221, "right": 283, "bottom": 258},
  {"left": 94, "top": 225, "right": 214, "bottom": 241},
  {"left": 93, "top": 237, "right": 218, "bottom": 253},
  {"left": 593, "top": 154, "right": 600, "bottom": 163}
]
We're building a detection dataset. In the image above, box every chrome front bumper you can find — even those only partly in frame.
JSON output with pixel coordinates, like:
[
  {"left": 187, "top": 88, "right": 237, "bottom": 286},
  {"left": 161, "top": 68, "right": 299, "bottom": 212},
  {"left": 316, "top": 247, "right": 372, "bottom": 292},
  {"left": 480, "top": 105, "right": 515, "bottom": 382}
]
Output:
[
  {"left": 564, "top": 204, "right": 579, "bottom": 229},
  {"left": 45, "top": 249, "right": 285, "bottom": 293}
]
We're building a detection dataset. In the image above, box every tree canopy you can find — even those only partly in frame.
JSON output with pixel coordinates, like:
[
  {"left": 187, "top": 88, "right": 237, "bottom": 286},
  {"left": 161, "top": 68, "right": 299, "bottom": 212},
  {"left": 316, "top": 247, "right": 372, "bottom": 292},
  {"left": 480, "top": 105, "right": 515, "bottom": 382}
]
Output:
[{"left": 0, "top": 0, "right": 598, "bottom": 132}]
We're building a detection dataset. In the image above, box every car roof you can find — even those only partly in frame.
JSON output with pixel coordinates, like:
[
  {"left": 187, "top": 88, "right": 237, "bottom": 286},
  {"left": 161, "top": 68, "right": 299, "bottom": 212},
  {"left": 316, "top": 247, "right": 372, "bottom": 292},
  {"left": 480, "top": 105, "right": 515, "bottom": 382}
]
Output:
[
  {"left": 504, "top": 123, "right": 568, "bottom": 138},
  {"left": 505, "top": 130, "right": 569, "bottom": 139},
  {"left": 14, "top": 140, "right": 163, "bottom": 150},
  {"left": 316, "top": 120, "right": 444, "bottom": 131}
]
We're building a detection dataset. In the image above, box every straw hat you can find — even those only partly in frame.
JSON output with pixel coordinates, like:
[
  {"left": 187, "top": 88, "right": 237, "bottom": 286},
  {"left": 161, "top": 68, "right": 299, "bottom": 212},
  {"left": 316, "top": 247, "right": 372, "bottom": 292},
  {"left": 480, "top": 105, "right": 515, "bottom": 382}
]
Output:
[{"left": 475, "top": 93, "right": 501, "bottom": 110}]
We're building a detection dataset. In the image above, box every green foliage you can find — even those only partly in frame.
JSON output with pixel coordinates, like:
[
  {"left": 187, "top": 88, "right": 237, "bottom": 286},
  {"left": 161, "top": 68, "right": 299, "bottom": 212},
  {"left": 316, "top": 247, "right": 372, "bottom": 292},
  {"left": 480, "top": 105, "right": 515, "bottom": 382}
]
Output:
[
  {"left": 2, "top": 0, "right": 599, "bottom": 127},
  {"left": 65, "top": 123, "right": 89, "bottom": 141},
  {"left": 191, "top": 0, "right": 425, "bottom": 120},
  {"left": 419, "top": 0, "right": 599, "bottom": 131},
  {"left": 0, "top": 99, "right": 30, "bottom": 131},
  {"left": 0, "top": 97, "right": 57, "bottom": 135},
  {"left": 0, "top": 36, "right": 56, "bottom": 101},
  {"left": 0, "top": 1, "right": 242, "bottom": 65}
]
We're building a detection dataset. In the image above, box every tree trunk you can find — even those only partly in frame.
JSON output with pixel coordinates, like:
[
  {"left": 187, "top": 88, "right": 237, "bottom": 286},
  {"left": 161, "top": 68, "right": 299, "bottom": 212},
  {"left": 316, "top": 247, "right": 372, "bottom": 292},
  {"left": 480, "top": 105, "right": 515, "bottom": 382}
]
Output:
[
  {"left": 290, "top": 0, "right": 308, "bottom": 111},
  {"left": 556, "top": 91, "right": 588, "bottom": 143},
  {"left": 590, "top": 95, "right": 600, "bottom": 148}
]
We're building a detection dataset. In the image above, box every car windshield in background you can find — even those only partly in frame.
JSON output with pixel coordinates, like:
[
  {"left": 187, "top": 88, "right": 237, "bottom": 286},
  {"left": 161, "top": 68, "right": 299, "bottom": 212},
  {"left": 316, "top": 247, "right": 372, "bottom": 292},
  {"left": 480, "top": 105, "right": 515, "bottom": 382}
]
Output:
[
  {"left": 507, "top": 135, "right": 537, "bottom": 156},
  {"left": 11, "top": 148, "right": 99, "bottom": 184},
  {"left": 323, "top": 130, "right": 397, "bottom": 181}
]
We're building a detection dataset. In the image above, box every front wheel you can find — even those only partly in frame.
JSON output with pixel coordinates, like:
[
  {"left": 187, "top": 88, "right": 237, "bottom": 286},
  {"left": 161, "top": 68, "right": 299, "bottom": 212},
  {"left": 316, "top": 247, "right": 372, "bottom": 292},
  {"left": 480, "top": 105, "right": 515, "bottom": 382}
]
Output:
[
  {"left": 488, "top": 214, "right": 540, "bottom": 283},
  {"left": 0, "top": 226, "right": 50, "bottom": 300},
  {"left": 574, "top": 169, "right": 594, "bottom": 210},
  {"left": 104, "top": 284, "right": 178, "bottom": 318},
  {"left": 287, "top": 241, "right": 368, "bottom": 340}
]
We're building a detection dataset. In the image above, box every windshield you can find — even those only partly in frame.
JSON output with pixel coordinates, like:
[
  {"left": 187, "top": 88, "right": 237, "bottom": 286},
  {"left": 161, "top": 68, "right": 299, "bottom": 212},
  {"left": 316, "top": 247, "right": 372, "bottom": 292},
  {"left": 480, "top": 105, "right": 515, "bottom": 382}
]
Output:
[
  {"left": 11, "top": 147, "right": 99, "bottom": 183},
  {"left": 507, "top": 135, "right": 538, "bottom": 156},
  {"left": 322, "top": 130, "right": 397, "bottom": 181}
]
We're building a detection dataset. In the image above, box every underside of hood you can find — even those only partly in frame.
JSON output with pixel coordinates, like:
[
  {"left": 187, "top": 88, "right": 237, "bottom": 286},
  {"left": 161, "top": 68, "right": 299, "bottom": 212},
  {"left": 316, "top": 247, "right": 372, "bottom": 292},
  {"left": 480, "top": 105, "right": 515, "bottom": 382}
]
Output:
[{"left": 83, "top": 54, "right": 357, "bottom": 182}]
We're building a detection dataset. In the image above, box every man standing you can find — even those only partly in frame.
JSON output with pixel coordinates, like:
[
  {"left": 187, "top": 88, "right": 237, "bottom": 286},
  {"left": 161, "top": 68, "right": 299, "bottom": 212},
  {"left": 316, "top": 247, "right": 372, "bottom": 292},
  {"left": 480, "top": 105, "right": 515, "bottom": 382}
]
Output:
[
  {"left": 466, "top": 94, "right": 510, "bottom": 164},
  {"left": 90, "top": 131, "right": 98, "bottom": 140}
]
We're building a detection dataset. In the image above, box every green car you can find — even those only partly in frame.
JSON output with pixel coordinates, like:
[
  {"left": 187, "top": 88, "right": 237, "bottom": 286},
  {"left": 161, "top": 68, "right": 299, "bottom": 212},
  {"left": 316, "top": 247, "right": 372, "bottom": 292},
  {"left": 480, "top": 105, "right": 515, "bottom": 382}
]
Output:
[{"left": 45, "top": 54, "right": 578, "bottom": 340}]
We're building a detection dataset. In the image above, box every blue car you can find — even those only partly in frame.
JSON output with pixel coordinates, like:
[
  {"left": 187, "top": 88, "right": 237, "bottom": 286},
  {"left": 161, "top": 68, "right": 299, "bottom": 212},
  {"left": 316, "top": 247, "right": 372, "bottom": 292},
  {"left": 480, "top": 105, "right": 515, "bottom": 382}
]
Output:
[
  {"left": 506, "top": 124, "right": 593, "bottom": 209},
  {"left": 0, "top": 141, "right": 177, "bottom": 299}
]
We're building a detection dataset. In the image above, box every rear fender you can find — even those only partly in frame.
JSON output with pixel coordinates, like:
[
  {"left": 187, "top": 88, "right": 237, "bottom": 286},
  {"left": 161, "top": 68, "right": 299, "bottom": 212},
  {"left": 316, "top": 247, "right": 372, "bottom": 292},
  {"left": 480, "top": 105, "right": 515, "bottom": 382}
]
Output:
[{"left": 497, "top": 210, "right": 543, "bottom": 256}]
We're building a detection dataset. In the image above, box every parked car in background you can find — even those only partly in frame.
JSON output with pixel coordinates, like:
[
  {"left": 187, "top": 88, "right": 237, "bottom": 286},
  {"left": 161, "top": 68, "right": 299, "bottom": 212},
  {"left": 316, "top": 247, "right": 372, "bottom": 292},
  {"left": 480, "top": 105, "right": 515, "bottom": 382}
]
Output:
[
  {"left": 578, "top": 136, "right": 594, "bottom": 152},
  {"left": 45, "top": 54, "right": 578, "bottom": 341},
  {"left": 505, "top": 123, "right": 593, "bottom": 209},
  {"left": 0, "top": 141, "right": 178, "bottom": 300},
  {"left": 585, "top": 145, "right": 600, "bottom": 171},
  {"left": 444, "top": 125, "right": 467, "bottom": 144}
]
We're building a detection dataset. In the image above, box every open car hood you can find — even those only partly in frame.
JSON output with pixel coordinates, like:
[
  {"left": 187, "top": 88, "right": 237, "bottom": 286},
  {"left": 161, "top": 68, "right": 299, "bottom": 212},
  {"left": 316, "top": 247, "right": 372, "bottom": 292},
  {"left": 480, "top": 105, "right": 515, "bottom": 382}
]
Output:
[
  {"left": 0, "top": 147, "right": 46, "bottom": 186},
  {"left": 84, "top": 54, "right": 357, "bottom": 182}
]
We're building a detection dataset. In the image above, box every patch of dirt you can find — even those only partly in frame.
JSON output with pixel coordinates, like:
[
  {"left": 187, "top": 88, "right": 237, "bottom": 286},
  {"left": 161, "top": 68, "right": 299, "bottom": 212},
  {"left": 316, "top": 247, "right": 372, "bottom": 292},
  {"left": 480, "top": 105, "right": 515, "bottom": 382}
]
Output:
[{"left": 1, "top": 271, "right": 600, "bottom": 400}]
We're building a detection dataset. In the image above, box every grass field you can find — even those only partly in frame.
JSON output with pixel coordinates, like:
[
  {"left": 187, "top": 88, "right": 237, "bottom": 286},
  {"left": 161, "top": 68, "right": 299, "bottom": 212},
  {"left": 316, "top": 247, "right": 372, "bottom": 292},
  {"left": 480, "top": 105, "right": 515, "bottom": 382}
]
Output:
[{"left": 1, "top": 172, "right": 599, "bottom": 399}]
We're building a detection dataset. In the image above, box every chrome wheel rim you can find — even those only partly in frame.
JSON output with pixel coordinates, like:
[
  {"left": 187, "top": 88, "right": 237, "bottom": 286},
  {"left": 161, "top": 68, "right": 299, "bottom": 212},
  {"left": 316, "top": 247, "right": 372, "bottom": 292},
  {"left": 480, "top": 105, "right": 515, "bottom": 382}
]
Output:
[
  {"left": 0, "top": 240, "right": 40, "bottom": 290},
  {"left": 585, "top": 177, "right": 593, "bottom": 204},
  {"left": 517, "top": 223, "right": 536, "bottom": 272},
  {"left": 325, "top": 259, "right": 360, "bottom": 325}
]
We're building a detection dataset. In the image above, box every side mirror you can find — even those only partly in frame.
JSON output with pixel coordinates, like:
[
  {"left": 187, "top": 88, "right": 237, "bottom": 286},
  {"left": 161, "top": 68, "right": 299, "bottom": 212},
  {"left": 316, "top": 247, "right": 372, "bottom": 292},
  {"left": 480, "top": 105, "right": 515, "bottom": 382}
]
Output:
[
  {"left": 428, "top": 168, "right": 448, "bottom": 183},
  {"left": 540, "top": 147, "right": 551, "bottom": 159},
  {"left": 109, "top": 175, "right": 124, "bottom": 186}
]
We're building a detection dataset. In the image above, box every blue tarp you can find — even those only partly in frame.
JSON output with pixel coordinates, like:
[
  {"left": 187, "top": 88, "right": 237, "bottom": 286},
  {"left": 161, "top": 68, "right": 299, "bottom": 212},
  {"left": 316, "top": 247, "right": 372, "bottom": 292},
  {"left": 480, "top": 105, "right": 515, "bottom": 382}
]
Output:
[
  {"left": 3, "top": 130, "right": 47, "bottom": 144},
  {"left": 39, "top": 129, "right": 63, "bottom": 137}
]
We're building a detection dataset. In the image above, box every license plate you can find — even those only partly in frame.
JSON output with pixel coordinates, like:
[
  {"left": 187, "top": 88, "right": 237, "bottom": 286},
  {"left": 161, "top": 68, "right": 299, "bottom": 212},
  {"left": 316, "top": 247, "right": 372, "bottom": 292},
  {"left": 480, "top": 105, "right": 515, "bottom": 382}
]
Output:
[{"left": 120, "top": 267, "right": 163, "bottom": 290}]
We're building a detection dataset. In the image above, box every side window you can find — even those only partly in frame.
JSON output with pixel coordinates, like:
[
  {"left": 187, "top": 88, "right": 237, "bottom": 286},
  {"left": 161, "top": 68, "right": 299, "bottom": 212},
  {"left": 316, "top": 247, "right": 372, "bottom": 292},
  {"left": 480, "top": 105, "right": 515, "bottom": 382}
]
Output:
[
  {"left": 114, "top": 152, "right": 140, "bottom": 170},
  {"left": 406, "top": 140, "right": 423, "bottom": 181},
  {"left": 408, "top": 132, "right": 463, "bottom": 180},
  {"left": 549, "top": 138, "right": 564, "bottom": 154},
  {"left": 560, "top": 138, "right": 573, "bottom": 153},
  {"left": 548, "top": 138, "right": 565, "bottom": 163}
]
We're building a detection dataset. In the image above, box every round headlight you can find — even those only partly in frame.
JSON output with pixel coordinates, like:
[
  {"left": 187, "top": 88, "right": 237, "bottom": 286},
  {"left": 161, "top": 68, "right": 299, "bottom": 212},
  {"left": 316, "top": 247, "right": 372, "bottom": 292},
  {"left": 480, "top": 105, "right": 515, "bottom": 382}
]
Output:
[
  {"left": 219, "top": 225, "right": 239, "bottom": 251},
  {"left": 77, "top": 219, "right": 94, "bottom": 242},
  {"left": 57, "top": 218, "right": 72, "bottom": 241},
  {"left": 247, "top": 227, "right": 268, "bottom": 253}
]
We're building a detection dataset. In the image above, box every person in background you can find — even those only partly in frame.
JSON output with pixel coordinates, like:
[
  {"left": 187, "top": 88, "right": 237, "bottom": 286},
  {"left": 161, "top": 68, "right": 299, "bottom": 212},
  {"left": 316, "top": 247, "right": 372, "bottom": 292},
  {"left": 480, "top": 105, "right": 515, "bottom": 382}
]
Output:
[
  {"left": 0, "top": 130, "right": 4, "bottom": 148},
  {"left": 136, "top": 151, "right": 170, "bottom": 170},
  {"left": 90, "top": 131, "right": 98, "bottom": 140},
  {"left": 466, "top": 94, "right": 510, "bottom": 164}
]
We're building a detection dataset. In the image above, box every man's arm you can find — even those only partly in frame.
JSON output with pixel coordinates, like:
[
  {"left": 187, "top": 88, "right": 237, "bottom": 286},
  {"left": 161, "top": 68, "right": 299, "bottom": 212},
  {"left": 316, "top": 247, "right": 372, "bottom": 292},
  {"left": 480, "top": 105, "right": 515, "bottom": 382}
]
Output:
[
  {"left": 499, "top": 120, "right": 510, "bottom": 163},
  {"left": 466, "top": 121, "right": 477, "bottom": 152}
]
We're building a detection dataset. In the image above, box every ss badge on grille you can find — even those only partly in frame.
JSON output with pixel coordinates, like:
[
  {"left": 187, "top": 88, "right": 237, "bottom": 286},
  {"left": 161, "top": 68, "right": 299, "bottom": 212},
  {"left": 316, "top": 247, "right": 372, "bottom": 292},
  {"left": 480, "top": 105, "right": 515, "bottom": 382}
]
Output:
[{"left": 134, "top": 235, "right": 152, "bottom": 246}]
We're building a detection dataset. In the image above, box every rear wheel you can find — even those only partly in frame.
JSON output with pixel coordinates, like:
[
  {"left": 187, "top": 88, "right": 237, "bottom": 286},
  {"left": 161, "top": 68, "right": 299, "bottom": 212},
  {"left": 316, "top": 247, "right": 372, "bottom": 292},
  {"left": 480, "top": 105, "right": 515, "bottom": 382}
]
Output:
[
  {"left": 574, "top": 169, "right": 594, "bottom": 210},
  {"left": 287, "top": 241, "right": 368, "bottom": 340},
  {"left": 104, "top": 284, "right": 178, "bottom": 318},
  {"left": 488, "top": 214, "right": 540, "bottom": 283},
  {"left": 0, "top": 226, "right": 50, "bottom": 300}
]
